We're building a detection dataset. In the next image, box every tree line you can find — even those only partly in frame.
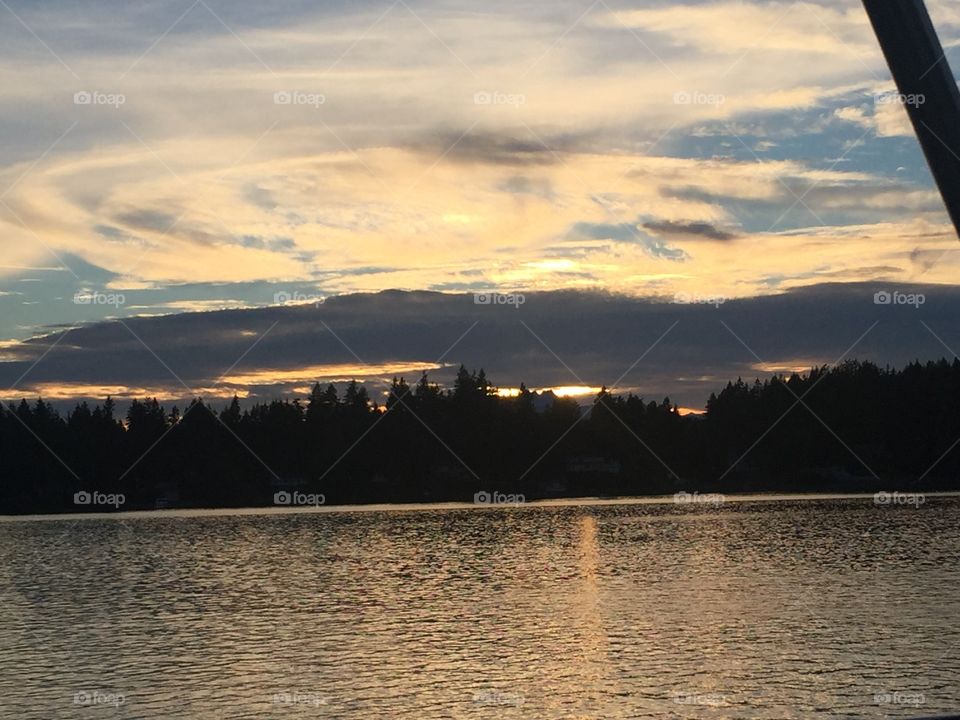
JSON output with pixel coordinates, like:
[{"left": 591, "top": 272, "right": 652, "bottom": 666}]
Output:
[{"left": 1, "top": 359, "right": 957, "bottom": 513}]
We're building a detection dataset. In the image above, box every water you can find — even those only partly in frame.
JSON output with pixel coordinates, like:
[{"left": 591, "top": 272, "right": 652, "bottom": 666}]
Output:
[{"left": 0, "top": 496, "right": 958, "bottom": 719}]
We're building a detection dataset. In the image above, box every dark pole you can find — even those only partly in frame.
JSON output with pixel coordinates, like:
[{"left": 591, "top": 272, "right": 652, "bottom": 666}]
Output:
[{"left": 862, "top": 0, "right": 960, "bottom": 238}]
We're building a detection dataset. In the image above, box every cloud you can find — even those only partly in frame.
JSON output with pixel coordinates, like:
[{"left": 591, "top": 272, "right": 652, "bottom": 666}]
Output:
[
  {"left": 3, "top": 285, "right": 960, "bottom": 411},
  {"left": 568, "top": 221, "right": 688, "bottom": 260},
  {"left": 416, "top": 131, "right": 567, "bottom": 167},
  {"left": 643, "top": 219, "right": 738, "bottom": 241},
  {"left": 604, "top": 1, "right": 874, "bottom": 57},
  {"left": 873, "top": 100, "right": 915, "bottom": 138},
  {"left": 834, "top": 98, "right": 914, "bottom": 138}
]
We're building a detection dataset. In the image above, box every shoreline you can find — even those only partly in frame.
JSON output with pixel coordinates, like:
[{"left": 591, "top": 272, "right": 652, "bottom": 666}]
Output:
[{"left": 3, "top": 490, "right": 958, "bottom": 522}]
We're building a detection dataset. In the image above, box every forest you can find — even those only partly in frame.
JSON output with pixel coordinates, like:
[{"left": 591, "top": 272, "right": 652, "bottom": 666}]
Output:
[{"left": 1, "top": 358, "right": 958, "bottom": 513}]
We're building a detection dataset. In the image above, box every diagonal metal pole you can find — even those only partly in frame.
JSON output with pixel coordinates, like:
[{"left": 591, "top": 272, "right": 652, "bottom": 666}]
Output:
[{"left": 863, "top": 0, "right": 960, "bottom": 238}]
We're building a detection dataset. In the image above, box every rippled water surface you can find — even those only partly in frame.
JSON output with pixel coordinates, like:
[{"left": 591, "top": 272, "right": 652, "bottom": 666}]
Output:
[{"left": 1, "top": 496, "right": 959, "bottom": 719}]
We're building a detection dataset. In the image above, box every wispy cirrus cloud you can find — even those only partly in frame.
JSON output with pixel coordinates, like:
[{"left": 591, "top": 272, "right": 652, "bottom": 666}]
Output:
[{"left": 0, "top": 0, "right": 956, "bottom": 344}]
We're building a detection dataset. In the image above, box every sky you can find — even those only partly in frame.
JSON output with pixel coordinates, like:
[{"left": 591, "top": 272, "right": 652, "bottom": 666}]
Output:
[
  {"left": 1, "top": 0, "right": 960, "bottom": 408},
  {"left": 1, "top": 283, "right": 958, "bottom": 412}
]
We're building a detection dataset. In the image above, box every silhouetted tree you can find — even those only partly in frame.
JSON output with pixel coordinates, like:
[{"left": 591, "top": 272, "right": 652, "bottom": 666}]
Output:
[{"left": 3, "top": 358, "right": 960, "bottom": 514}]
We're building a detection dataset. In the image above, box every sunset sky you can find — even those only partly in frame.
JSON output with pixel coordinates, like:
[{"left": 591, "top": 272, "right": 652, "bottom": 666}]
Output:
[{"left": 2, "top": 0, "right": 960, "bottom": 407}]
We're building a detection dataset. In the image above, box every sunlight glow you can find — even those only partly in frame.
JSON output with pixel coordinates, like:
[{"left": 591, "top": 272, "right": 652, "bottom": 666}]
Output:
[
  {"left": 496, "top": 385, "right": 605, "bottom": 398},
  {"left": 0, "top": 384, "right": 250, "bottom": 402},
  {"left": 220, "top": 362, "right": 449, "bottom": 387},
  {"left": 549, "top": 386, "right": 603, "bottom": 398}
]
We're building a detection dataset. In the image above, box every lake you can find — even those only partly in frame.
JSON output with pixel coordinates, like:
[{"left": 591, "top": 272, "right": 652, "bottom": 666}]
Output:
[{"left": 0, "top": 495, "right": 958, "bottom": 719}]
